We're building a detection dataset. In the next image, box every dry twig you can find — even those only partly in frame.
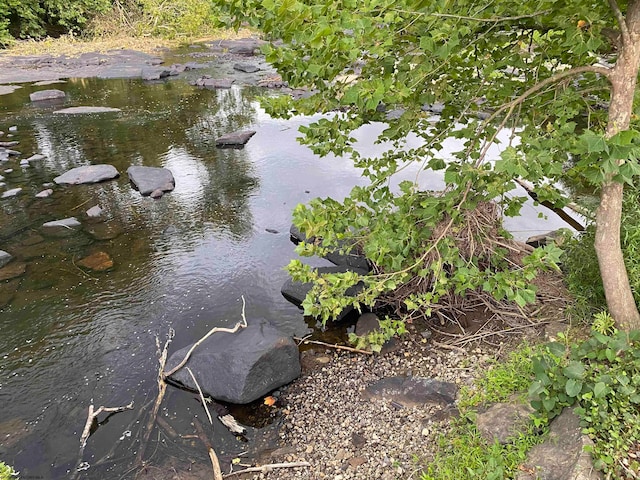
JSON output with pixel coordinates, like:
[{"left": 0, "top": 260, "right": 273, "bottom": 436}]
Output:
[
  {"left": 294, "top": 336, "right": 373, "bottom": 355},
  {"left": 223, "top": 461, "right": 311, "bottom": 478}
]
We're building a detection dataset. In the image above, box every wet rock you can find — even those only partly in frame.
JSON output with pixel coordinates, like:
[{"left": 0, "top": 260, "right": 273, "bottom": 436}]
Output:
[
  {"left": 2, "top": 149, "right": 20, "bottom": 156},
  {"left": 54, "top": 106, "right": 121, "bottom": 114},
  {"left": 22, "top": 234, "right": 44, "bottom": 246},
  {"left": 98, "top": 66, "right": 144, "bottom": 79},
  {"left": 30, "top": 89, "right": 66, "bottom": 102},
  {"left": 168, "top": 64, "right": 186, "bottom": 75},
  {"left": 20, "top": 159, "right": 30, "bottom": 167},
  {"left": 35, "top": 189, "right": 53, "bottom": 198},
  {"left": 86, "top": 205, "right": 103, "bottom": 218},
  {"left": 127, "top": 166, "right": 175, "bottom": 196},
  {"left": 281, "top": 265, "right": 367, "bottom": 321},
  {"left": 0, "top": 141, "right": 19, "bottom": 147},
  {"left": 77, "top": 251, "right": 113, "bottom": 271},
  {"left": 41, "top": 217, "right": 81, "bottom": 236},
  {"left": 166, "top": 321, "right": 301, "bottom": 404},
  {"left": 517, "top": 407, "right": 602, "bottom": 480},
  {"left": 1, "top": 188, "right": 22, "bottom": 198},
  {"left": 33, "top": 80, "right": 66, "bottom": 86},
  {"left": 476, "top": 402, "right": 535, "bottom": 445},
  {"left": 0, "top": 262, "right": 26, "bottom": 281},
  {"left": 215, "top": 130, "right": 256, "bottom": 148},
  {"left": 8, "top": 126, "right": 17, "bottom": 132},
  {"left": 0, "top": 250, "right": 12, "bottom": 268},
  {"left": 362, "top": 376, "right": 458, "bottom": 408},
  {"left": 355, "top": 313, "right": 381, "bottom": 336},
  {"left": 234, "top": 63, "right": 260, "bottom": 73},
  {"left": 210, "top": 38, "right": 266, "bottom": 55},
  {"left": 193, "top": 76, "right": 234, "bottom": 89},
  {"left": 526, "top": 229, "right": 567, "bottom": 248},
  {"left": 142, "top": 67, "right": 171, "bottom": 80},
  {"left": 150, "top": 189, "right": 164, "bottom": 198},
  {"left": 0, "top": 85, "right": 21, "bottom": 95},
  {"left": 54, "top": 164, "right": 119, "bottom": 184},
  {"left": 289, "top": 223, "right": 309, "bottom": 244},
  {"left": 184, "top": 62, "right": 210, "bottom": 70},
  {"left": 25, "top": 154, "right": 46, "bottom": 162},
  {"left": 86, "top": 222, "right": 124, "bottom": 240}
]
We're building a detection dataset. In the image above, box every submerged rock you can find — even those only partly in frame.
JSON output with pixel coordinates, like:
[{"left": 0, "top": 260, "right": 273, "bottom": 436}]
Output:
[
  {"left": 127, "top": 166, "right": 175, "bottom": 196},
  {"left": 30, "top": 89, "right": 66, "bottom": 102},
  {"left": 215, "top": 130, "right": 256, "bottom": 148},
  {"left": 54, "top": 164, "right": 119, "bottom": 184},
  {"left": 0, "top": 262, "right": 26, "bottom": 281},
  {"left": 166, "top": 321, "right": 301, "bottom": 404},
  {"left": 86, "top": 205, "right": 103, "bottom": 218},
  {"left": 42, "top": 217, "right": 81, "bottom": 236},
  {"left": 1, "top": 188, "right": 22, "bottom": 199},
  {"left": 77, "top": 251, "right": 113, "bottom": 271},
  {"left": 35, "top": 189, "right": 53, "bottom": 198},
  {"left": 54, "top": 106, "right": 121, "bottom": 114},
  {"left": 233, "top": 63, "right": 261, "bottom": 73},
  {"left": 0, "top": 250, "right": 12, "bottom": 268},
  {"left": 25, "top": 154, "right": 46, "bottom": 162}
]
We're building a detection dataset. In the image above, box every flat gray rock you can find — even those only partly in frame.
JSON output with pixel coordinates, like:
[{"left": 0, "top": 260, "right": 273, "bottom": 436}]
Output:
[
  {"left": 476, "top": 402, "right": 535, "bottom": 445},
  {"left": 363, "top": 376, "right": 458, "bottom": 408},
  {"left": 42, "top": 217, "right": 81, "bottom": 236},
  {"left": 25, "top": 154, "right": 46, "bottom": 162},
  {"left": 0, "top": 250, "right": 12, "bottom": 268},
  {"left": 97, "top": 66, "right": 144, "bottom": 79},
  {"left": 1, "top": 188, "right": 22, "bottom": 199},
  {"left": 54, "top": 106, "right": 121, "bottom": 114},
  {"left": 86, "top": 205, "right": 103, "bottom": 218},
  {"left": 30, "top": 89, "right": 66, "bottom": 102},
  {"left": 233, "top": 63, "right": 260, "bottom": 73},
  {"left": 127, "top": 166, "right": 175, "bottom": 196},
  {"left": 518, "top": 407, "right": 602, "bottom": 480},
  {"left": 33, "top": 80, "right": 66, "bottom": 86},
  {"left": 0, "top": 85, "right": 21, "bottom": 95},
  {"left": 54, "top": 164, "right": 119, "bottom": 184},
  {"left": 142, "top": 67, "right": 170, "bottom": 80},
  {"left": 215, "top": 130, "right": 256, "bottom": 148},
  {"left": 0, "top": 141, "right": 19, "bottom": 147},
  {"left": 166, "top": 321, "right": 301, "bottom": 404},
  {"left": 35, "top": 189, "right": 53, "bottom": 198}
]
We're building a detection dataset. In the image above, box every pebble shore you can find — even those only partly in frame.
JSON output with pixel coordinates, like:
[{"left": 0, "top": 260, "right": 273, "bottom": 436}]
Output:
[{"left": 252, "top": 326, "right": 501, "bottom": 480}]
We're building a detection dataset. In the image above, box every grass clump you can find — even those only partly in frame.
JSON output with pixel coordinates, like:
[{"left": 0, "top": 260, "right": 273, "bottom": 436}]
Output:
[
  {"left": 0, "top": 462, "right": 18, "bottom": 480},
  {"left": 421, "top": 342, "right": 547, "bottom": 480}
]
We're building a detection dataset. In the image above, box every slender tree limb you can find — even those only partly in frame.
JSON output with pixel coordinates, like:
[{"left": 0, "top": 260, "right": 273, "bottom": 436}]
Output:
[
  {"left": 223, "top": 462, "right": 311, "bottom": 478},
  {"left": 430, "top": 10, "right": 550, "bottom": 23},
  {"left": 79, "top": 402, "right": 135, "bottom": 451},
  {"left": 193, "top": 418, "right": 223, "bottom": 480},
  {"left": 164, "top": 296, "right": 247, "bottom": 378},
  {"left": 608, "top": 0, "right": 631, "bottom": 46},
  {"left": 186, "top": 367, "right": 214, "bottom": 425},
  {"left": 294, "top": 336, "right": 373, "bottom": 355}
]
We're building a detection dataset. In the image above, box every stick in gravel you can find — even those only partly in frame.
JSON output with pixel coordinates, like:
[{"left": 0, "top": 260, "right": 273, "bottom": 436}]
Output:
[
  {"left": 294, "top": 336, "right": 373, "bottom": 355},
  {"left": 223, "top": 461, "right": 311, "bottom": 477},
  {"left": 193, "top": 418, "right": 223, "bottom": 480}
]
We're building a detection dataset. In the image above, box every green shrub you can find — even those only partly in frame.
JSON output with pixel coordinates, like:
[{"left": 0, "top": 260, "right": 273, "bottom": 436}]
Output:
[
  {"left": 0, "top": 461, "right": 18, "bottom": 480},
  {"left": 529, "top": 327, "right": 640, "bottom": 477}
]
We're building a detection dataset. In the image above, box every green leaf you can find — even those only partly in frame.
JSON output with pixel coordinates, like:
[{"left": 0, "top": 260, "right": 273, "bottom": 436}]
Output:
[
  {"left": 563, "top": 362, "right": 586, "bottom": 380},
  {"left": 565, "top": 378, "right": 583, "bottom": 398},
  {"left": 593, "top": 381, "right": 607, "bottom": 398}
]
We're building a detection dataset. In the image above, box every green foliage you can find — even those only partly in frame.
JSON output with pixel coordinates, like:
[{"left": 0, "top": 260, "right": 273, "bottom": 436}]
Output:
[
  {"left": 0, "top": 0, "right": 110, "bottom": 42},
  {"left": 133, "top": 0, "right": 220, "bottom": 38},
  {"left": 213, "top": 0, "right": 639, "bottom": 323},
  {"left": 421, "top": 342, "right": 546, "bottom": 479},
  {"left": 347, "top": 315, "right": 406, "bottom": 353},
  {"left": 563, "top": 187, "right": 640, "bottom": 321},
  {"left": 529, "top": 327, "right": 640, "bottom": 477},
  {"left": 0, "top": 462, "right": 18, "bottom": 480}
]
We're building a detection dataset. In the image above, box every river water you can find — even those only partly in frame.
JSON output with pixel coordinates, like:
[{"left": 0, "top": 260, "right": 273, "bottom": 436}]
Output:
[{"left": 0, "top": 58, "right": 574, "bottom": 479}]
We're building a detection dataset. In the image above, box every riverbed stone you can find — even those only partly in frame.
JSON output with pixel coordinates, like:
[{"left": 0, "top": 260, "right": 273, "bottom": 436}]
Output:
[
  {"left": 86, "top": 205, "right": 103, "bottom": 218},
  {"left": 166, "top": 321, "right": 301, "bottom": 404},
  {"left": 517, "top": 407, "right": 602, "bottom": 480},
  {"left": 142, "top": 67, "right": 171, "bottom": 81},
  {"left": 30, "top": 89, "right": 66, "bottom": 102},
  {"left": 0, "top": 250, "right": 12, "bottom": 268},
  {"left": 127, "top": 166, "right": 175, "bottom": 196},
  {"left": 86, "top": 222, "right": 124, "bottom": 240},
  {"left": 77, "top": 251, "right": 113, "bottom": 271},
  {"left": 362, "top": 376, "right": 458, "bottom": 408},
  {"left": 233, "top": 63, "right": 260, "bottom": 73},
  {"left": 0, "top": 141, "right": 19, "bottom": 147},
  {"left": 54, "top": 164, "right": 119, "bottom": 184},
  {"left": 0, "top": 262, "right": 26, "bottom": 281},
  {"left": 35, "top": 189, "right": 53, "bottom": 198},
  {"left": 194, "top": 76, "right": 234, "bottom": 89},
  {"left": 0, "top": 85, "right": 21, "bottom": 95},
  {"left": 54, "top": 106, "right": 121, "bottom": 114},
  {"left": 25, "top": 154, "right": 46, "bottom": 162},
  {"left": 42, "top": 217, "right": 81, "bottom": 236},
  {"left": 1, "top": 188, "right": 22, "bottom": 199},
  {"left": 215, "top": 130, "right": 256, "bottom": 148},
  {"left": 476, "top": 402, "right": 535, "bottom": 445}
]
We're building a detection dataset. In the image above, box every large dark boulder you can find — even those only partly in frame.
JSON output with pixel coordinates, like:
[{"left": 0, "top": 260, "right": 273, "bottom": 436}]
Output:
[
  {"left": 166, "top": 321, "right": 300, "bottom": 404},
  {"left": 127, "top": 166, "right": 175, "bottom": 196},
  {"left": 54, "top": 164, "right": 119, "bottom": 184}
]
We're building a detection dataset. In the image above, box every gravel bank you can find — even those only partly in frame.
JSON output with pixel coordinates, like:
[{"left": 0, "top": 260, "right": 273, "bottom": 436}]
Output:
[{"left": 247, "top": 323, "right": 511, "bottom": 480}]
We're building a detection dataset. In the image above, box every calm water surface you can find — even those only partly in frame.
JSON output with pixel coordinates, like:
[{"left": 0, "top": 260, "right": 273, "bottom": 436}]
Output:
[{"left": 0, "top": 69, "right": 572, "bottom": 478}]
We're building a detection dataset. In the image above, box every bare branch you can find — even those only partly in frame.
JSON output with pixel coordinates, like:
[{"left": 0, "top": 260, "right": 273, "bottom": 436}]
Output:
[
  {"left": 431, "top": 10, "right": 550, "bottom": 23},
  {"left": 224, "top": 462, "right": 311, "bottom": 478},
  {"left": 293, "top": 336, "right": 373, "bottom": 355},
  {"left": 194, "top": 418, "right": 223, "bottom": 480},
  {"left": 609, "top": 0, "right": 631, "bottom": 46}
]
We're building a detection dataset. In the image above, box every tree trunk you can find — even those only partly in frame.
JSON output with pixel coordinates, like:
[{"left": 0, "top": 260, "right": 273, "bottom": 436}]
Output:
[{"left": 594, "top": 3, "right": 640, "bottom": 330}]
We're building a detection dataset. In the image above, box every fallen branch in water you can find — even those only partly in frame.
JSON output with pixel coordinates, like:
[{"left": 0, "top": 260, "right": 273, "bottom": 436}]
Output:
[
  {"left": 224, "top": 461, "right": 311, "bottom": 477},
  {"left": 79, "top": 402, "right": 134, "bottom": 451},
  {"left": 193, "top": 418, "right": 223, "bottom": 480},
  {"left": 164, "top": 296, "right": 248, "bottom": 378},
  {"left": 294, "top": 336, "right": 373, "bottom": 355},
  {"left": 186, "top": 367, "right": 214, "bottom": 425}
]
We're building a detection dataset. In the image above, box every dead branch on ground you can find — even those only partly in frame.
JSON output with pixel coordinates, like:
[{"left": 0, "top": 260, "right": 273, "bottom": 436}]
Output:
[
  {"left": 224, "top": 461, "right": 311, "bottom": 477},
  {"left": 294, "top": 336, "right": 373, "bottom": 355}
]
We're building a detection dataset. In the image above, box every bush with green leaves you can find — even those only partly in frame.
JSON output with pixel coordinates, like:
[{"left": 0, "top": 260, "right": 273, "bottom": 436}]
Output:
[
  {"left": 0, "top": 462, "right": 18, "bottom": 480},
  {"left": 0, "top": 0, "right": 110, "bottom": 44},
  {"left": 529, "top": 327, "right": 640, "bottom": 477}
]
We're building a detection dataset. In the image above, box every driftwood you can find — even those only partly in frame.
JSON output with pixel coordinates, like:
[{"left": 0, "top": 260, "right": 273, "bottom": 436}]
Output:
[
  {"left": 224, "top": 461, "right": 311, "bottom": 477},
  {"left": 194, "top": 418, "right": 223, "bottom": 480},
  {"left": 294, "top": 336, "right": 373, "bottom": 355}
]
